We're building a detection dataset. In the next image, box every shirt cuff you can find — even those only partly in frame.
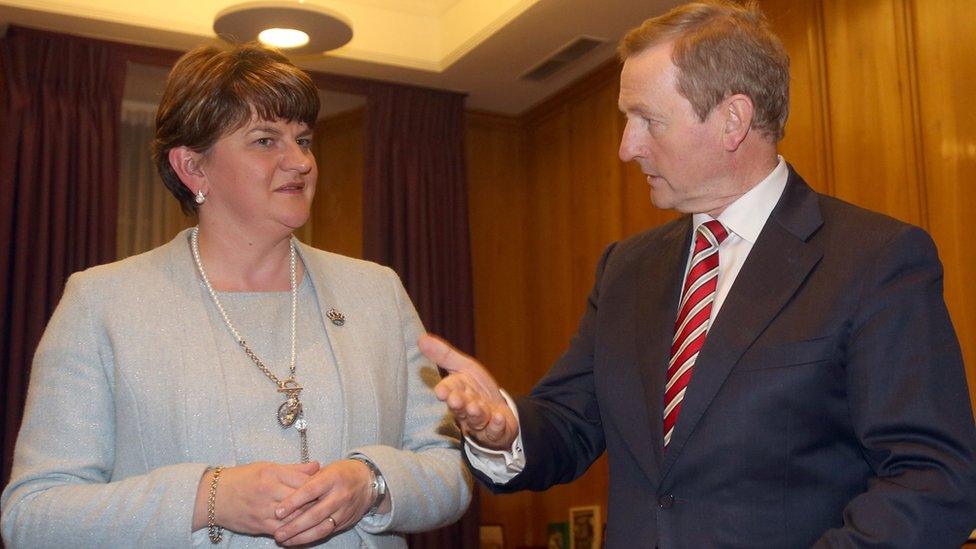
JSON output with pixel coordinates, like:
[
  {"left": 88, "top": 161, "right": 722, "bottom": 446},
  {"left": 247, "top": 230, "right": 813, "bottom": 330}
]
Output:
[{"left": 463, "top": 389, "right": 525, "bottom": 484}]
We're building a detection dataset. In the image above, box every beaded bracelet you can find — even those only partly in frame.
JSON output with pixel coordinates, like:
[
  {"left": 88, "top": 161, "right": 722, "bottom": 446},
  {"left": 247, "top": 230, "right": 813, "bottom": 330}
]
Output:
[{"left": 207, "top": 466, "right": 225, "bottom": 544}]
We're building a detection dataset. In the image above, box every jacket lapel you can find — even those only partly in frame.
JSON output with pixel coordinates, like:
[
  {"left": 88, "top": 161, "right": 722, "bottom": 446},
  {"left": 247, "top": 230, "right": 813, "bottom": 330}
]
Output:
[
  {"left": 294, "top": 242, "right": 379, "bottom": 452},
  {"left": 161, "top": 231, "right": 381, "bottom": 462},
  {"left": 164, "top": 229, "right": 238, "bottom": 464},
  {"left": 632, "top": 219, "right": 693, "bottom": 473},
  {"left": 659, "top": 170, "right": 825, "bottom": 478}
]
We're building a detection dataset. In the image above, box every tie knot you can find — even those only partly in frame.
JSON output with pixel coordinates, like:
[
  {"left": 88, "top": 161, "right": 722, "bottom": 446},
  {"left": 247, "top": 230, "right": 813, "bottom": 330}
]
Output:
[{"left": 697, "top": 220, "right": 728, "bottom": 248}]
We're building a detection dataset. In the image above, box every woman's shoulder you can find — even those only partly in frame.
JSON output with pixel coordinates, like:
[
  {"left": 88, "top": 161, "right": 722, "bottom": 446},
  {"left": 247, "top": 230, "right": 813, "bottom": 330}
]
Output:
[
  {"left": 68, "top": 232, "right": 186, "bottom": 291},
  {"left": 296, "top": 245, "right": 412, "bottom": 310},
  {"left": 298, "top": 245, "right": 397, "bottom": 281}
]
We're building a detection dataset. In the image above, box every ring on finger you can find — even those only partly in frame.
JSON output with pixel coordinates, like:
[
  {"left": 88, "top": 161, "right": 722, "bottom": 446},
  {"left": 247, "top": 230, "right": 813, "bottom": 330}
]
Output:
[{"left": 326, "top": 516, "right": 336, "bottom": 529}]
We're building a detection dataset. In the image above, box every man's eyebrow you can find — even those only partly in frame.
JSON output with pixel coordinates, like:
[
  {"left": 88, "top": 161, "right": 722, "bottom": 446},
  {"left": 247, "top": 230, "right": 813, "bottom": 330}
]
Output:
[{"left": 620, "top": 101, "right": 659, "bottom": 116}]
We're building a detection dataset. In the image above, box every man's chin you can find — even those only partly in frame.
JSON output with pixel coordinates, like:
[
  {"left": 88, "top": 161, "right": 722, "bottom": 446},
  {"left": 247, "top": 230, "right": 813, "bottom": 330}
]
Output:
[{"left": 648, "top": 188, "right": 676, "bottom": 211}]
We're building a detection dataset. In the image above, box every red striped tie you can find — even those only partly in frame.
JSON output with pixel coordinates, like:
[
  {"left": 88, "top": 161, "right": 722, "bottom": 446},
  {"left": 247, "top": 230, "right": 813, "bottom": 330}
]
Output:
[{"left": 664, "top": 220, "right": 729, "bottom": 447}]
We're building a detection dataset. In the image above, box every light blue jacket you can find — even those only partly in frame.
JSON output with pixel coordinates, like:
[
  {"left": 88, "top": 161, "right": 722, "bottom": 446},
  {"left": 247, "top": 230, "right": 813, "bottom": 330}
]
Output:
[{"left": 1, "top": 229, "right": 471, "bottom": 547}]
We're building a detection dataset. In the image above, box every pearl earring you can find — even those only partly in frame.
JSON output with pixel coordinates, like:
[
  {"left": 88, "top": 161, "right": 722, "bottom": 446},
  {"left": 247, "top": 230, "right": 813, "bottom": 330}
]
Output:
[{"left": 195, "top": 189, "right": 206, "bottom": 205}]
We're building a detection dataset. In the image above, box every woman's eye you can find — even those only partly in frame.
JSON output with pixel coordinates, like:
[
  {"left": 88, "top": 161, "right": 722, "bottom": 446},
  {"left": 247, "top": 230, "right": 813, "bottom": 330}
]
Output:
[
  {"left": 297, "top": 138, "right": 312, "bottom": 148},
  {"left": 255, "top": 137, "right": 273, "bottom": 146}
]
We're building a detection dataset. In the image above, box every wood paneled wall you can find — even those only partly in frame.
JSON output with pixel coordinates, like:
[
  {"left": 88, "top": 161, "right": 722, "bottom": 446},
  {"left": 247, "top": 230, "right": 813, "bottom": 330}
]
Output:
[
  {"left": 908, "top": 0, "right": 976, "bottom": 402},
  {"left": 763, "top": 0, "right": 976, "bottom": 408},
  {"left": 310, "top": 2, "right": 976, "bottom": 546},
  {"left": 309, "top": 107, "right": 365, "bottom": 256}
]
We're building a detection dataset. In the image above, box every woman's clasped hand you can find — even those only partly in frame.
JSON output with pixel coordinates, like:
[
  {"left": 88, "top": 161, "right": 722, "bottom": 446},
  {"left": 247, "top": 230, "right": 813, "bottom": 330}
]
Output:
[
  {"left": 271, "top": 459, "right": 378, "bottom": 546},
  {"left": 190, "top": 459, "right": 378, "bottom": 545}
]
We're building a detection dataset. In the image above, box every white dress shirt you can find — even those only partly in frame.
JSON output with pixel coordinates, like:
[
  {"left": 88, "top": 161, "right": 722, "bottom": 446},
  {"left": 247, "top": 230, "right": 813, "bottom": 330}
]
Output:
[{"left": 467, "top": 157, "right": 790, "bottom": 483}]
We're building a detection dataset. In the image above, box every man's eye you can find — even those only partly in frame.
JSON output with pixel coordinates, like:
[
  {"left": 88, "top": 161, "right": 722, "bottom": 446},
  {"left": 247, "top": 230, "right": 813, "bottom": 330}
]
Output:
[{"left": 255, "top": 137, "right": 273, "bottom": 146}]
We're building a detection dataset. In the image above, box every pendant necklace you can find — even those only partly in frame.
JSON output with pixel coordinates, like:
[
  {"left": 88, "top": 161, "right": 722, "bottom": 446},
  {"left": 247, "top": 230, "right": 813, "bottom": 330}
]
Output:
[{"left": 190, "top": 227, "right": 309, "bottom": 463}]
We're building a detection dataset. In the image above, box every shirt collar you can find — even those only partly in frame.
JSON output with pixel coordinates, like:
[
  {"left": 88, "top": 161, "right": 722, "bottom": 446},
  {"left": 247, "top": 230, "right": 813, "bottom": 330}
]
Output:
[{"left": 692, "top": 156, "right": 788, "bottom": 244}]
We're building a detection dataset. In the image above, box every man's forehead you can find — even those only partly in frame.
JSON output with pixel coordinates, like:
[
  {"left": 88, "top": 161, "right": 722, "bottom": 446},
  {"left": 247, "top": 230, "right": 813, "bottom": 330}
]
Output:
[
  {"left": 623, "top": 42, "right": 675, "bottom": 76},
  {"left": 619, "top": 50, "right": 676, "bottom": 109}
]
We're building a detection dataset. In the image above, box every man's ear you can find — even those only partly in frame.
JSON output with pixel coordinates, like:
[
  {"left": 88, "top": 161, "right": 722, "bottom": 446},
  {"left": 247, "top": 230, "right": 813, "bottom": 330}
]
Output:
[
  {"left": 722, "top": 94, "right": 754, "bottom": 151},
  {"left": 168, "top": 146, "right": 207, "bottom": 194}
]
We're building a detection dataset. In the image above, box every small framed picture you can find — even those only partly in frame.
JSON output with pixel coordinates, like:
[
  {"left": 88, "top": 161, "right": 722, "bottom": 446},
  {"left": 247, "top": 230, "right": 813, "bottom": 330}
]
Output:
[
  {"left": 568, "top": 505, "right": 602, "bottom": 549},
  {"left": 480, "top": 524, "right": 505, "bottom": 549},
  {"left": 547, "top": 521, "right": 569, "bottom": 549}
]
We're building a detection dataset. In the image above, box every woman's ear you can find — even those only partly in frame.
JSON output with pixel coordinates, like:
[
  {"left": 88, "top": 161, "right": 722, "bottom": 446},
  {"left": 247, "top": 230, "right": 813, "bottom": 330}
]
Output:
[
  {"left": 168, "top": 146, "right": 207, "bottom": 195},
  {"left": 722, "top": 94, "right": 754, "bottom": 152}
]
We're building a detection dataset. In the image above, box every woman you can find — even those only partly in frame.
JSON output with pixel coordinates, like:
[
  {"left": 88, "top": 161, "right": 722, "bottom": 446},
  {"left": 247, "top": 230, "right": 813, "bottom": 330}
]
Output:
[{"left": 1, "top": 43, "right": 470, "bottom": 547}]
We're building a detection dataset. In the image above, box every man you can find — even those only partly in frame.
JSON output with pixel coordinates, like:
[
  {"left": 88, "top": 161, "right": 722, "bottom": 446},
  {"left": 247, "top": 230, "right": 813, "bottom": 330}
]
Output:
[{"left": 420, "top": 1, "right": 976, "bottom": 547}]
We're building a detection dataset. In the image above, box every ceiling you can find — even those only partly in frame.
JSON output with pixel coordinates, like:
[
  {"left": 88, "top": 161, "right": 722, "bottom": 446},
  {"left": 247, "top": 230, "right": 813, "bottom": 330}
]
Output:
[{"left": 0, "top": 0, "right": 680, "bottom": 115}]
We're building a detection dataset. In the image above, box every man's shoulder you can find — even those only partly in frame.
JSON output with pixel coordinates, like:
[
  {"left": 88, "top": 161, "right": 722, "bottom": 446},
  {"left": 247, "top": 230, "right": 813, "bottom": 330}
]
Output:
[
  {"left": 613, "top": 215, "right": 690, "bottom": 255},
  {"left": 812, "top": 191, "right": 925, "bottom": 247},
  {"left": 781, "top": 167, "right": 921, "bottom": 239},
  {"left": 585, "top": 216, "right": 691, "bottom": 284},
  {"left": 817, "top": 192, "right": 904, "bottom": 224}
]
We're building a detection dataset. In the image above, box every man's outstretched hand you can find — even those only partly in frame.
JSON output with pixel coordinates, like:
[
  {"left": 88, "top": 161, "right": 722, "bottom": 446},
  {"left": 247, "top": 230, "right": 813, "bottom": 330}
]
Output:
[{"left": 418, "top": 334, "right": 520, "bottom": 450}]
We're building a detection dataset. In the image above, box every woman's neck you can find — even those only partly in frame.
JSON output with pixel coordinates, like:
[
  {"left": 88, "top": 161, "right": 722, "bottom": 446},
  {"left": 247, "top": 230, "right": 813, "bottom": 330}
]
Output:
[{"left": 194, "top": 221, "right": 303, "bottom": 292}]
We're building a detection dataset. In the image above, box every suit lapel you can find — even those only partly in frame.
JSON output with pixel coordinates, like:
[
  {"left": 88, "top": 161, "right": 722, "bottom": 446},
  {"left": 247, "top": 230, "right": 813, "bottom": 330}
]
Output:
[
  {"left": 659, "top": 171, "right": 825, "bottom": 478},
  {"left": 633, "top": 219, "right": 693, "bottom": 472}
]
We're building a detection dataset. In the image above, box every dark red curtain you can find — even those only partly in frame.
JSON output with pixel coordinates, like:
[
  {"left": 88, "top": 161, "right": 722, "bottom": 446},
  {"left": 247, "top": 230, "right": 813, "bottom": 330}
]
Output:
[
  {"left": 0, "top": 27, "right": 125, "bottom": 493},
  {"left": 363, "top": 85, "right": 479, "bottom": 548}
]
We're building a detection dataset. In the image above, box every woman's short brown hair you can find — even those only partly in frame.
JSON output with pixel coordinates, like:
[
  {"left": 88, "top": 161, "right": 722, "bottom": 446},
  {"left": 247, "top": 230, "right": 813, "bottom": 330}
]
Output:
[
  {"left": 152, "top": 42, "right": 320, "bottom": 214},
  {"left": 618, "top": 0, "right": 790, "bottom": 142}
]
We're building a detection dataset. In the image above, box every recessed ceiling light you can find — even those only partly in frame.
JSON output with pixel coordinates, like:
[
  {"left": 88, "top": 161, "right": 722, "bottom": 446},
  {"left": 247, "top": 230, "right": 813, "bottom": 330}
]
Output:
[
  {"left": 214, "top": 2, "right": 353, "bottom": 55},
  {"left": 258, "top": 28, "right": 310, "bottom": 49}
]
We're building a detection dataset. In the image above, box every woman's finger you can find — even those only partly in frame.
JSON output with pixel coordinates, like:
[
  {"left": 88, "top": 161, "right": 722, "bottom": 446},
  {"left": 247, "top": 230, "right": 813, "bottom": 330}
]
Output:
[
  {"left": 276, "top": 461, "right": 321, "bottom": 489},
  {"left": 275, "top": 470, "right": 335, "bottom": 519},
  {"left": 275, "top": 496, "right": 340, "bottom": 545},
  {"left": 275, "top": 461, "right": 371, "bottom": 545}
]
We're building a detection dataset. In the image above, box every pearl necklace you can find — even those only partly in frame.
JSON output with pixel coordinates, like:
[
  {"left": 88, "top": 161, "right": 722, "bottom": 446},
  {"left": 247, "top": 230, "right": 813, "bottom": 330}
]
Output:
[{"left": 190, "top": 227, "right": 309, "bottom": 463}]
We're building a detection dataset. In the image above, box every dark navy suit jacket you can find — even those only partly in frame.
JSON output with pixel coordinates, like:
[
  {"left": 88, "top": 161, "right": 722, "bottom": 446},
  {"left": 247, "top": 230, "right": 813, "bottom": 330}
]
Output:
[{"left": 470, "top": 169, "right": 976, "bottom": 548}]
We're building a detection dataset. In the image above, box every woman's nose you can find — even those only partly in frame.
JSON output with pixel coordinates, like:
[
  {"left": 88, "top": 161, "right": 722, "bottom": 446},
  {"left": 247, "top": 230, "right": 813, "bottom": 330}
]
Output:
[{"left": 282, "top": 142, "right": 313, "bottom": 173}]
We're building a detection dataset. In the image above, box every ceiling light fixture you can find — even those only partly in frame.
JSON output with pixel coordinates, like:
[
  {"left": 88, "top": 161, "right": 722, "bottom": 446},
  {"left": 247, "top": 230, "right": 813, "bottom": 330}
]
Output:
[
  {"left": 214, "top": 2, "right": 353, "bottom": 55},
  {"left": 258, "top": 28, "right": 310, "bottom": 49}
]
